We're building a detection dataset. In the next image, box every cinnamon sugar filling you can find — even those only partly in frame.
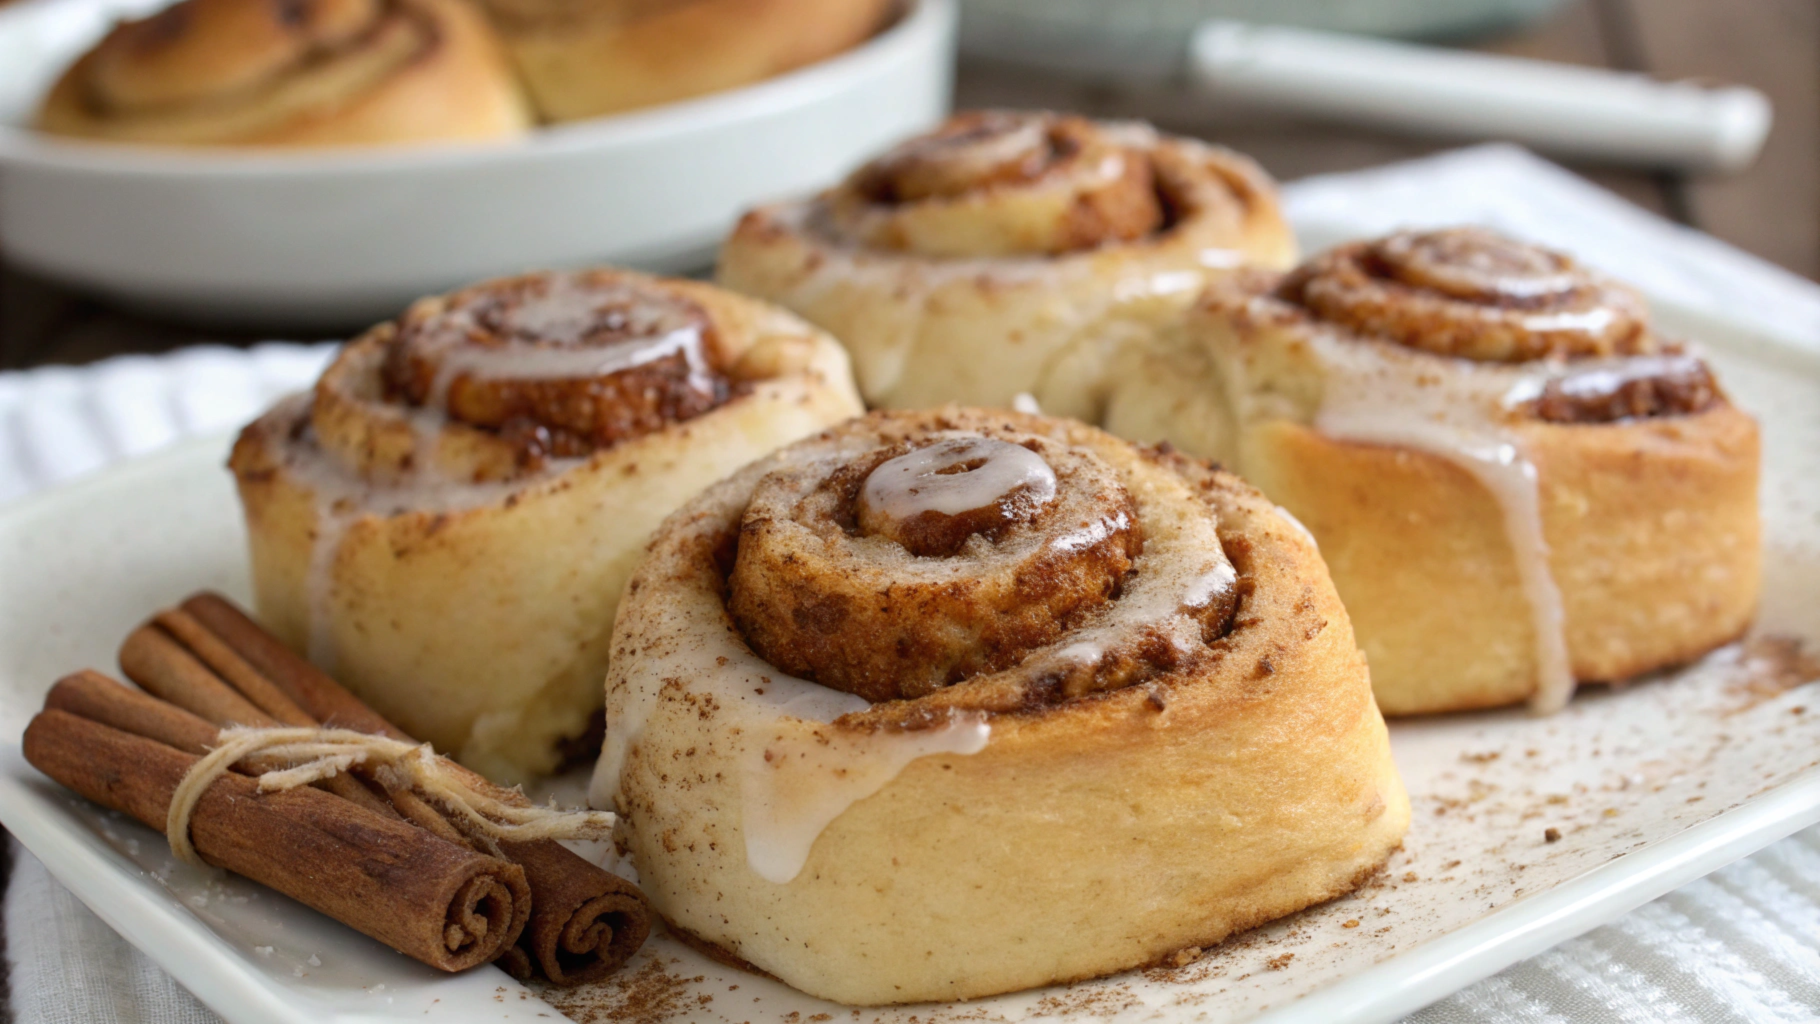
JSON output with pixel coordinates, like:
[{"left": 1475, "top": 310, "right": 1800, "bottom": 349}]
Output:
[
  {"left": 1278, "top": 227, "right": 1720, "bottom": 423},
  {"left": 76, "top": 0, "right": 444, "bottom": 130},
  {"left": 1280, "top": 227, "right": 1653, "bottom": 363},
  {"left": 823, "top": 111, "right": 1227, "bottom": 258},
  {"left": 723, "top": 416, "right": 1243, "bottom": 713},
  {"left": 1527, "top": 352, "right": 1719, "bottom": 423},
  {"left": 379, "top": 273, "right": 738, "bottom": 465}
]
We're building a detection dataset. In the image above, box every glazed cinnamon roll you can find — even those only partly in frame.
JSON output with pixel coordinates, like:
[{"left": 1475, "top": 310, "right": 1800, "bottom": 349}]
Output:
[
  {"left": 229, "top": 270, "right": 864, "bottom": 781},
  {"left": 717, "top": 111, "right": 1297, "bottom": 421},
  {"left": 590, "top": 408, "right": 1408, "bottom": 1004},
  {"left": 480, "top": 0, "right": 895, "bottom": 122},
  {"left": 37, "top": 0, "right": 529, "bottom": 147},
  {"left": 1106, "top": 228, "right": 1761, "bottom": 715}
]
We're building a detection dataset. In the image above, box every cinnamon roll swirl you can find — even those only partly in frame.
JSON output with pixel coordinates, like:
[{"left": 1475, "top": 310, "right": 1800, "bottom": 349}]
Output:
[
  {"left": 1106, "top": 228, "right": 1761, "bottom": 715},
  {"left": 479, "top": 0, "right": 895, "bottom": 122},
  {"left": 716, "top": 111, "right": 1297, "bottom": 421},
  {"left": 229, "top": 270, "right": 863, "bottom": 781},
  {"left": 37, "top": 0, "right": 529, "bottom": 147},
  {"left": 590, "top": 408, "right": 1408, "bottom": 1004}
]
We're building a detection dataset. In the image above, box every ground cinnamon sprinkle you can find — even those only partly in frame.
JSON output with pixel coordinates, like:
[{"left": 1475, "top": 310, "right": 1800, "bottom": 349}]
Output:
[
  {"left": 519, "top": 633, "right": 1817, "bottom": 1023},
  {"left": 1026, "top": 985, "right": 1145, "bottom": 1019},
  {"left": 539, "top": 957, "right": 698, "bottom": 1024},
  {"left": 1726, "top": 635, "right": 1820, "bottom": 711}
]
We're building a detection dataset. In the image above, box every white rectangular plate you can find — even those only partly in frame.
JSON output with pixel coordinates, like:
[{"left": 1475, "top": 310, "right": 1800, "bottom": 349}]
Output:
[{"left": 0, "top": 301, "right": 1817, "bottom": 1024}]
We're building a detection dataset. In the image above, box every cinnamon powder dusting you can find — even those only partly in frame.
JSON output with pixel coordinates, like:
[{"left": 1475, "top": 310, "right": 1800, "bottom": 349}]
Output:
[
  {"left": 1726, "top": 634, "right": 1820, "bottom": 711},
  {"left": 524, "top": 629, "right": 1816, "bottom": 1023},
  {"left": 538, "top": 955, "right": 700, "bottom": 1024}
]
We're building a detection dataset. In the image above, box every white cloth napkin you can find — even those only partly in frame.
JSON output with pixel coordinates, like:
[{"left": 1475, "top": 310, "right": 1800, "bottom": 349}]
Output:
[{"left": 3, "top": 146, "right": 1818, "bottom": 1024}]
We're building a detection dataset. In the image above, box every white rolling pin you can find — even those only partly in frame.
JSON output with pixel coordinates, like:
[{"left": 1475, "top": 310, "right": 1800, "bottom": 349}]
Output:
[{"left": 1190, "top": 20, "right": 1772, "bottom": 174}]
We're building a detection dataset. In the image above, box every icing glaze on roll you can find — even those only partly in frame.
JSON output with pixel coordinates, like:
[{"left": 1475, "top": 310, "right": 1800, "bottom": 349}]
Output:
[
  {"left": 591, "top": 407, "right": 1409, "bottom": 1004},
  {"left": 228, "top": 268, "right": 866, "bottom": 780},
  {"left": 1275, "top": 228, "right": 1725, "bottom": 713}
]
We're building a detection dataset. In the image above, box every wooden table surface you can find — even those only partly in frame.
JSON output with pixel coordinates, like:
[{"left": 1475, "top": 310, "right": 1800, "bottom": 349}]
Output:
[{"left": 0, "top": 0, "right": 1814, "bottom": 370}]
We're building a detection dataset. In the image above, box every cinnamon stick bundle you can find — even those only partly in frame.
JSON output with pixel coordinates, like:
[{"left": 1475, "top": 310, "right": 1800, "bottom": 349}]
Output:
[
  {"left": 22, "top": 707, "right": 528, "bottom": 971},
  {"left": 165, "top": 592, "right": 649, "bottom": 986}
]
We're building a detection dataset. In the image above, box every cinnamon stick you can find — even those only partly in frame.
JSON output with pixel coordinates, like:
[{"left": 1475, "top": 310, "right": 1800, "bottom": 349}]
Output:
[
  {"left": 119, "top": 627, "right": 267, "bottom": 727},
  {"left": 118, "top": 626, "right": 400, "bottom": 821},
  {"left": 23, "top": 709, "right": 530, "bottom": 972},
  {"left": 181, "top": 593, "right": 404, "bottom": 738},
  {"left": 153, "top": 608, "right": 317, "bottom": 726},
  {"left": 46, "top": 670, "right": 219, "bottom": 755},
  {"left": 498, "top": 838, "right": 651, "bottom": 986},
  {"left": 45, "top": 671, "right": 373, "bottom": 793},
  {"left": 175, "top": 592, "right": 652, "bottom": 986}
]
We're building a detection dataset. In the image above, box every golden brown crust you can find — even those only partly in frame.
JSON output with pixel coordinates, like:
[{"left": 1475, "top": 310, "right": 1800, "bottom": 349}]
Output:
[
  {"left": 37, "top": 0, "right": 530, "bottom": 147},
  {"left": 1248, "top": 401, "right": 1762, "bottom": 714},
  {"left": 716, "top": 112, "right": 1298, "bottom": 418},
  {"left": 821, "top": 111, "right": 1285, "bottom": 261},
  {"left": 227, "top": 269, "right": 865, "bottom": 781},
  {"left": 831, "top": 111, "right": 1169, "bottom": 257},
  {"left": 1107, "top": 227, "right": 1764, "bottom": 715},
  {"left": 480, "top": 0, "right": 895, "bottom": 122},
  {"left": 597, "top": 406, "right": 1409, "bottom": 1004}
]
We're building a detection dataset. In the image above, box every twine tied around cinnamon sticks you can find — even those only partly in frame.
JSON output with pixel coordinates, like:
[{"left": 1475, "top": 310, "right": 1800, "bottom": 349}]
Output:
[
  {"left": 167, "top": 726, "right": 617, "bottom": 867},
  {"left": 26, "top": 592, "right": 652, "bottom": 984}
]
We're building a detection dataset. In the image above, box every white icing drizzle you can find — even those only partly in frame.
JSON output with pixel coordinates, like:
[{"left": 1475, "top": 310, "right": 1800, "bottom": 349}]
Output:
[
  {"left": 1504, "top": 352, "right": 1706, "bottom": 405},
  {"left": 305, "top": 504, "right": 355, "bottom": 674},
  {"left": 1047, "top": 507, "right": 1127, "bottom": 553},
  {"left": 424, "top": 327, "right": 711, "bottom": 407},
  {"left": 1274, "top": 505, "right": 1319, "bottom": 549},
  {"left": 740, "top": 710, "right": 989, "bottom": 885},
  {"left": 589, "top": 425, "right": 1244, "bottom": 887},
  {"left": 888, "top": 117, "right": 1048, "bottom": 178},
  {"left": 491, "top": 279, "right": 687, "bottom": 343},
  {"left": 404, "top": 274, "right": 717, "bottom": 409},
  {"left": 1509, "top": 305, "right": 1624, "bottom": 338},
  {"left": 588, "top": 558, "right": 992, "bottom": 886},
  {"left": 1042, "top": 547, "right": 1235, "bottom": 674},
  {"left": 263, "top": 393, "right": 581, "bottom": 672},
  {"left": 1111, "top": 267, "right": 1206, "bottom": 302},
  {"left": 1031, "top": 524, "right": 1236, "bottom": 667},
  {"left": 1182, "top": 560, "right": 1239, "bottom": 609},
  {"left": 286, "top": 281, "right": 711, "bottom": 670},
  {"left": 1304, "top": 336, "right": 1576, "bottom": 713},
  {"left": 860, "top": 435, "right": 1058, "bottom": 521}
]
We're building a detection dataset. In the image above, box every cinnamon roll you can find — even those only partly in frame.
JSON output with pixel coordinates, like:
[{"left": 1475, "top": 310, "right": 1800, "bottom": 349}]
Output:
[
  {"left": 37, "top": 0, "right": 529, "bottom": 147},
  {"left": 1105, "top": 228, "right": 1761, "bottom": 715},
  {"left": 716, "top": 111, "right": 1297, "bottom": 421},
  {"left": 478, "top": 0, "right": 895, "bottom": 122},
  {"left": 590, "top": 408, "right": 1408, "bottom": 1004},
  {"left": 229, "top": 269, "right": 864, "bottom": 781}
]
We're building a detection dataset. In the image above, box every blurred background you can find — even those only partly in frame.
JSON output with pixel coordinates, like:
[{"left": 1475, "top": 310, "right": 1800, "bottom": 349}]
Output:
[{"left": 0, "top": 0, "right": 1811, "bottom": 368}]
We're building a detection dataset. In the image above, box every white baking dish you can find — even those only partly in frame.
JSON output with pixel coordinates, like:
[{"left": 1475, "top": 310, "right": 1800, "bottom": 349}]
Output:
[{"left": 0, "top": 0, "right": 954, "bottom": 328}]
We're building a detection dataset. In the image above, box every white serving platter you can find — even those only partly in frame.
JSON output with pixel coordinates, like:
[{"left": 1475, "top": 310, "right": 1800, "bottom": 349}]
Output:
[
  {"left": 0, "top": 299, "right": 1817, "bottom": 1024},
  {"left": 0, "top": 0, "right": 953, "bottom": 329}
]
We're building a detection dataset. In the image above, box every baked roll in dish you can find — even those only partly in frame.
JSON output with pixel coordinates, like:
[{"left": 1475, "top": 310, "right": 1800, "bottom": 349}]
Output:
[
  {"left": 717, "top": 110, "right": 1297, "bottom": 421},
  {"left": 479, "top": 0, "right": 895, "bottom": 122},
  {"left": 229, "top": 270, "right": 864, "bottom": 782},
  {"left": 37, "top": 0, "right": 530, "bottom": 147},
  {"left": 590, "top": 407, "right": 1408, "bottom": 1004},
  {"left": 1106, "top": 228, "right": 1761, "bottom": 715}
]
